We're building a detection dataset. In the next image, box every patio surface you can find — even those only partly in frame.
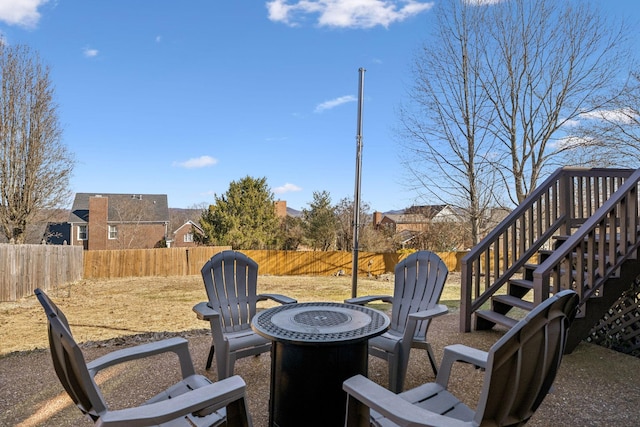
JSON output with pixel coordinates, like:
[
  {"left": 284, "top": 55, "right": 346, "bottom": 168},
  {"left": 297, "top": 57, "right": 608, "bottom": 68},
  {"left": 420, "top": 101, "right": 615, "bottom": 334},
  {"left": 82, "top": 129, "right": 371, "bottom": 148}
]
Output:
[{"left": 2, "top": 310, "right": 639, "bottom": 426}]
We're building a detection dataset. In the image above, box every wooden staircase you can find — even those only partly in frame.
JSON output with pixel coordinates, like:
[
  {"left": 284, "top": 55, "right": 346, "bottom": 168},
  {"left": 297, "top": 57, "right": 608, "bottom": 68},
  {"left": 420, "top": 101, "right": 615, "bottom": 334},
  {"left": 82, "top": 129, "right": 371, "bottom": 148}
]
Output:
[{"left": 460, "top": 167, "right": 640, "bottom": 353}]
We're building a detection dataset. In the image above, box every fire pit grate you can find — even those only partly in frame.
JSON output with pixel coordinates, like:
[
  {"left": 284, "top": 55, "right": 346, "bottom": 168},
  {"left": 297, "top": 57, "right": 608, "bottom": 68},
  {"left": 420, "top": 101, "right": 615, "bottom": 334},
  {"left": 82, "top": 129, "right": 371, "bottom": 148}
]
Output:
[{"left": 253, "top": 302, "right": 389, "bottom": 343}]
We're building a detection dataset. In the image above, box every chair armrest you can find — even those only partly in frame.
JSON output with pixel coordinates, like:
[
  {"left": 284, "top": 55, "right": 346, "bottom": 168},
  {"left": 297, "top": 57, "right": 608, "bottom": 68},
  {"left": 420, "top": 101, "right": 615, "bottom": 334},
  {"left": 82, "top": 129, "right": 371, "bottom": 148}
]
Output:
[
  {"left": 193, "top": 301, "right": 221, "bottom": 321},
  {"left": 408, "top": 304, "right": 449, "bottom": 321},
  {"left": 257, "top": 293, "right": 297, "bottom": 304},
  {"left": 87, "top": 337, "right": 196, "bottom": 379},
  {"left": 344, "top": 295, "right": 393, "bottom": 305},
  {"left": 96, "top": 375, "right": 248, "bottom": 427},
  {"left": 435, "top": 344, "right": 488, "bottom": 388},
  {"left": 402, "top": 304, "right": 449, "bottom": 344},
  {"left": 343, "top": 375, "right": 471, "bottom": 427}
]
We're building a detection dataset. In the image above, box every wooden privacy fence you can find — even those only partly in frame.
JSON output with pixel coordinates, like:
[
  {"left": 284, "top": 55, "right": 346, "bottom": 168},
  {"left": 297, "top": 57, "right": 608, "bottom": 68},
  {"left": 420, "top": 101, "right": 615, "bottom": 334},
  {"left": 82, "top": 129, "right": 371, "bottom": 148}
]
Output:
[
  {"left": 83, "top": 247, "right": 466, "bottom": 279},
  {"left": 0, "top": 244, "right": 83, "bottom": 301}
]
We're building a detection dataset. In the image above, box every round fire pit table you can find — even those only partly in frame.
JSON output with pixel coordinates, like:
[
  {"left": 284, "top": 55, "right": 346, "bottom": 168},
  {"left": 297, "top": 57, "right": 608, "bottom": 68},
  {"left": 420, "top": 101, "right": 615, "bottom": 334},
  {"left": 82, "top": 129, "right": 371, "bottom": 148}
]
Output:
[{"left": 252, "top": 301, "right": 390, "bottom": 427}]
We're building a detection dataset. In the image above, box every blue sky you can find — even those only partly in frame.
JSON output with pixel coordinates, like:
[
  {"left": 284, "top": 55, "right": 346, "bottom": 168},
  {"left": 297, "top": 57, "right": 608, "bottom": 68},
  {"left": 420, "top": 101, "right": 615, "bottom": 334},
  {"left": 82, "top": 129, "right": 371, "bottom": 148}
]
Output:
[{"left": 0, "top": 1, "right": 638, "bottom": 212}]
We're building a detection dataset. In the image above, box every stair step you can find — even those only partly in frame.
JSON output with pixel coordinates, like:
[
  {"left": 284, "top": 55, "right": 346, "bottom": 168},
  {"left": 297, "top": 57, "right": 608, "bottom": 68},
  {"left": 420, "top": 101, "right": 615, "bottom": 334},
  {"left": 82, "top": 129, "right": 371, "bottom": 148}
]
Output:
[
  {"left": 509, "top": 278, "right": 534, "bottom": 289},
  {"left": 493, "top": 294, "right": 535, "bottom": 311},
  {"left": 475, "top": 310, "right": 518, "bottom": 329}
]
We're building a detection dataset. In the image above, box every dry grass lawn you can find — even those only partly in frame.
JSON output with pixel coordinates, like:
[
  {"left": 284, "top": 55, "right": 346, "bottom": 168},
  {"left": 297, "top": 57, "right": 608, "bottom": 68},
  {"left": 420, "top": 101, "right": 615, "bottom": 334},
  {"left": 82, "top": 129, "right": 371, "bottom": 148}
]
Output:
[{"left": 0, "top": 273, "right": 462, "bottom": 356}]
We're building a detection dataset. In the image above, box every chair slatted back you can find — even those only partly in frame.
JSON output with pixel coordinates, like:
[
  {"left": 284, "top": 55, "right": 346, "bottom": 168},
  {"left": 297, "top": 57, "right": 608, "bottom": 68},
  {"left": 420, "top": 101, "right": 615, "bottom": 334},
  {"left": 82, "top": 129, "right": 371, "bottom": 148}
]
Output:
[
  {"left": 476, "top": 290, "right": 579, "bottom": 426},
  {"left": 391, "top": 251, "right": 448, "bottom": 339},
  {"left": 201, "top": 251, "right": 259, "bottom": 333},
  {"left": 35, "top": 289, "right": 107, "bottom": 420}
]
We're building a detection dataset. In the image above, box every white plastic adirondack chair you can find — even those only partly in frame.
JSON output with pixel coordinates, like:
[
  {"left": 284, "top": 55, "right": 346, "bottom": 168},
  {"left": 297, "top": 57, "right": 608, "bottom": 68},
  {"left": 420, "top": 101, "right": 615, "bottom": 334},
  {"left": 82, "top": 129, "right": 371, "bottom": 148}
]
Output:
[
  {"left": 346, "top": 251, "right": 449, "bottom": 393},
  {"left": 193, "top": 250, "right": 297, "bottom": 380},
  {"left": 343, "top": 290, "right": 579, "bottom": 427},
  {"left": 35, "top": 288, "right": 253, "bottom": 427}
]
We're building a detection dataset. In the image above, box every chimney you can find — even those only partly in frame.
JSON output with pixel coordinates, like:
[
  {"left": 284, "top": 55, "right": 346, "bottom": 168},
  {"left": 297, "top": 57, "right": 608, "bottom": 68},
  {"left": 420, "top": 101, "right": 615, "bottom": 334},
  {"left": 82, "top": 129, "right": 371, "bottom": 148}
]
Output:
[
  {"left": 274, "top": 200, "right": 287, "bottom": 218},
  {"left": 88, "top": 196, "right": 108, "bottom": 250},
  {"left": 373, "top": 211, "right": 383, "bottom": 226}
]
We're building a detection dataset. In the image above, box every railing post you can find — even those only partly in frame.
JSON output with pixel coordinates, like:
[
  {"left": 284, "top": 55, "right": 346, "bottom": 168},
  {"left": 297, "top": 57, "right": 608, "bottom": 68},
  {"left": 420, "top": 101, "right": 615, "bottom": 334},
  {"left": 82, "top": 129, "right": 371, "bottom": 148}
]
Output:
[
  {"left": 630, "top": 183, "right": 638, "bottom": 248},
  {"left": 558, "top": 170, "right": 572, "bottom": 237},
  {"left": 460, "top": 257, "right": 472, "bottom": 332}
]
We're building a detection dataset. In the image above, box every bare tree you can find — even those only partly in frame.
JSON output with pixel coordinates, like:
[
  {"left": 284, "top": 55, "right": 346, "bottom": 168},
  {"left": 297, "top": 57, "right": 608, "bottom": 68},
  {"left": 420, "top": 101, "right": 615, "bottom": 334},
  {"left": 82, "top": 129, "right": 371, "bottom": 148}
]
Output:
[
  {"left": 566, "top": 71, "right": 640, "bottom": 167},
  {"left": 398, "top": 0, "right": 499, "bottom": 245},
  {"left": 0, "top": 43, "right": 74, "bottom": 244},
  {"left": 334, "top": 197, "right": 372, "bottom": 251},
  {"left": 400, "top": 0, "right": 632, "bottom": 222},
  {"left": 109, "top": 196, "right": 164, "bottom": 249},
  {"left": 334, "top": 197, "right": 395, "bottom": 252},
  {"left": 480, "top": 0, "right": 631, "bottom": 203}
]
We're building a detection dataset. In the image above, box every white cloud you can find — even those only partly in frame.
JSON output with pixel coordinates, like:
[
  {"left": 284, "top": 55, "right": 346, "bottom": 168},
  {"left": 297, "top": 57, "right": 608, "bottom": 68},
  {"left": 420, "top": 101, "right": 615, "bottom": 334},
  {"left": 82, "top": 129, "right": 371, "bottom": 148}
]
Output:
[
  {"left": 315, "top": 95, "right": 357, "bottom": 112},
  {"left": 562, "top": 118, "right": 581, "bottom": 128},
  {"left": 273, "top": 183, "right": 302, "bottom": 194},
  {"left": 173, "top": 155, "right": 218, "bottom": 169},
  {"left": 464, "top": 0, "right": 506, "bottom": 5},
  {"left": 83, "top": 47, "right": 99, "bottom": 58},
  {"left": 580, "top": 108, "right": 638, "bottom": 125},
  {"left": 266, "top": 0, "right": 434, "bottom": 29},
  {"left": 0, "top": 0, "right": 48, "bottom": 28},
  {"left": 554, "top": 135, "right": 588, "bottom": 150}
]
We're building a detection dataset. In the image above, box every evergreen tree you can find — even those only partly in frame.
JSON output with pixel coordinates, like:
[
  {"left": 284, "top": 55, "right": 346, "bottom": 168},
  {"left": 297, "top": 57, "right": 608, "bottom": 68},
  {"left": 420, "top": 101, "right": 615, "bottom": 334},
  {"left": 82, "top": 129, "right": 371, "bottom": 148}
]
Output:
[
  {"left": 302, "top": 191, "right": 336, "bottom": 251},
  {"left": 198, "top": 176, "right": 278, "bottom": 249}
]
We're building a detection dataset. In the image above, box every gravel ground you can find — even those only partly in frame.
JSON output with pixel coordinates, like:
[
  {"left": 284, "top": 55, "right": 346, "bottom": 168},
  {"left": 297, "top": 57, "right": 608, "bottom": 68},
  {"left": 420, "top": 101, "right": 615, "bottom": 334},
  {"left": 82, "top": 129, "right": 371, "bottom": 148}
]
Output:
[{"left": 2, "top": 309, "right": 640, "bottom": 427}]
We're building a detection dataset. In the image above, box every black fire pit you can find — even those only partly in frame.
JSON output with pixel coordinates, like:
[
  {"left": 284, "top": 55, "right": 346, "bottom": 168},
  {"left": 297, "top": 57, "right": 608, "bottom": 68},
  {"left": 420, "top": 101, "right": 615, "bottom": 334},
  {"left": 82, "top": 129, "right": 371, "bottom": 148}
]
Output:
[{"left": 252, "top": 302, "right": 390, "bottom": 427}]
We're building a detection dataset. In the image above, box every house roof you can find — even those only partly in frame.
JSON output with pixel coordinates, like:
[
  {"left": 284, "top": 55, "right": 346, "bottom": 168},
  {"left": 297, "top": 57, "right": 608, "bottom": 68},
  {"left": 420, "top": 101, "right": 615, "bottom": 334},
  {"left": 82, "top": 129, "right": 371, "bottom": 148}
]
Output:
[
  {"left": 44, "top": 222, "right": 71, "bottom": 245},
  {"left": 382, "top": 214, "right": 429, "bottom": 224},
  {"left": 69, "top": 193, "right": 169, "bottom": 224},
  {"left": 381, "top": 205, "right": 459, "bottom": 224},
  {"left": 173, "top": 220, "right": 204, "bottom": 235}
]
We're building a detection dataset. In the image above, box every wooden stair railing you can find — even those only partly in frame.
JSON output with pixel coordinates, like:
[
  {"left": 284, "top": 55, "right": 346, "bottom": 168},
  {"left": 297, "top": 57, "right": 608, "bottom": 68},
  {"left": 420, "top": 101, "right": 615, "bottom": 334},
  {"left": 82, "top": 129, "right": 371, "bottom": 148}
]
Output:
[
  {"left": 460, "top": 167, "right": 636, "bottom": 333},
  {"left": 533, "top": 168, "right": 640, "bottom": 351}
]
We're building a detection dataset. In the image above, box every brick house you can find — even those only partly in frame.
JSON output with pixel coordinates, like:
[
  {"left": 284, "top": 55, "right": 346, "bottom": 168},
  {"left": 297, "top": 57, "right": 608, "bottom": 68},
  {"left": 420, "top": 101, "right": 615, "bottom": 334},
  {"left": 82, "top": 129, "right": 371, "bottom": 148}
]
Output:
[
  {"left": 373, "top": 205, "right": 460, "bottom": 234},
  {"left": 373, "top": 205, "right": 510, "bottom": 249},
  {"left": 373, "top": 205, "right": 463, "bottom": 248},
  {"left": 68, "top": 193, "right": 169, "bottom": 250},
  {"left": 169, "top": 220, "right": 204, "bottom": 248}
]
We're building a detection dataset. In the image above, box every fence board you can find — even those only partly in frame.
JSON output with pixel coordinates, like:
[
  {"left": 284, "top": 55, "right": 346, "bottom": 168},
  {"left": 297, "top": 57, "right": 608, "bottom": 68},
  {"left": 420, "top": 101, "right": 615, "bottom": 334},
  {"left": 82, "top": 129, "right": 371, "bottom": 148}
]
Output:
[
  {"left": 0, "top": 244, "right": 83, "bottom": 301},
  {"left": 0, "top": 246, "right": 464, "bottom": 301},
  {"left": 81, "top": 248, "right": 463, "bottom": 280}
]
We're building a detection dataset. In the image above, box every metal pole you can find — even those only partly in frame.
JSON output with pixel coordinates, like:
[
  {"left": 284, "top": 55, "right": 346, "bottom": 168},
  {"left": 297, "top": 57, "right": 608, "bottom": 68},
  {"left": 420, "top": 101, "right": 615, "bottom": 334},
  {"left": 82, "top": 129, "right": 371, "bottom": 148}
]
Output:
[{"left": 351, "top": 68, "right": 365, "bottom": 298}]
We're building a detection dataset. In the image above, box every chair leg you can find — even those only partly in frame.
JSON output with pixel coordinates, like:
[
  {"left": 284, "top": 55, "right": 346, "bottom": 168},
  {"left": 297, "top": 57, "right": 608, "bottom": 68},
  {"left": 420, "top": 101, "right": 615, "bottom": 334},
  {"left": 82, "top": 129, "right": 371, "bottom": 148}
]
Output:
[
  {"left": 388, "top": 355, "right": 402, "bottom": 394},
  {"left": 226, "top": 396, "right": 253, "bottom": 427},
  {"left": 227, "top": 354, "right": 237, "bottom": 378},
  {"left": 206, "top": 345, "right": 215, "bottom": 370},
  {"left": 425, "top": 344, "right": 438, "bottom": 376},
  {"left": 216, "top": 348, "right": 230, "bottom": 380},
  {"left": 345, "top": 393, "right": 371, "bottom": 427}
]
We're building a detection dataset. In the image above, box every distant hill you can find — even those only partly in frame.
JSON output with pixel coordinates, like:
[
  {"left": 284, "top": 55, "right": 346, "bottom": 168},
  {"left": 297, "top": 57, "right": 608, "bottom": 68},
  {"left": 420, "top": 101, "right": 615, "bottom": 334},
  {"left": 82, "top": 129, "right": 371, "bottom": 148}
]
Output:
[
  {"left": 287, "top": 207, "right": 302, "bottom": 218},
  {"left": 383, "top": 209, "right": 405, "bottom": 215}
]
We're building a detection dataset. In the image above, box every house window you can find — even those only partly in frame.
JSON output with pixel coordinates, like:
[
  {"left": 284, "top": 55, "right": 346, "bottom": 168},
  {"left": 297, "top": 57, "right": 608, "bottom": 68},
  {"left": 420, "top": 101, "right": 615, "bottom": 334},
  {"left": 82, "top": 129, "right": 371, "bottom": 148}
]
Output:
[
  {"left": 108, "top": 225, "right": 118, "bottom": 239},
  {"left": 77, "top": 225, "right": 87, "bottom": 240},
  {"left": 184, "top": 232, "right": 194, "bottom": 243}
]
